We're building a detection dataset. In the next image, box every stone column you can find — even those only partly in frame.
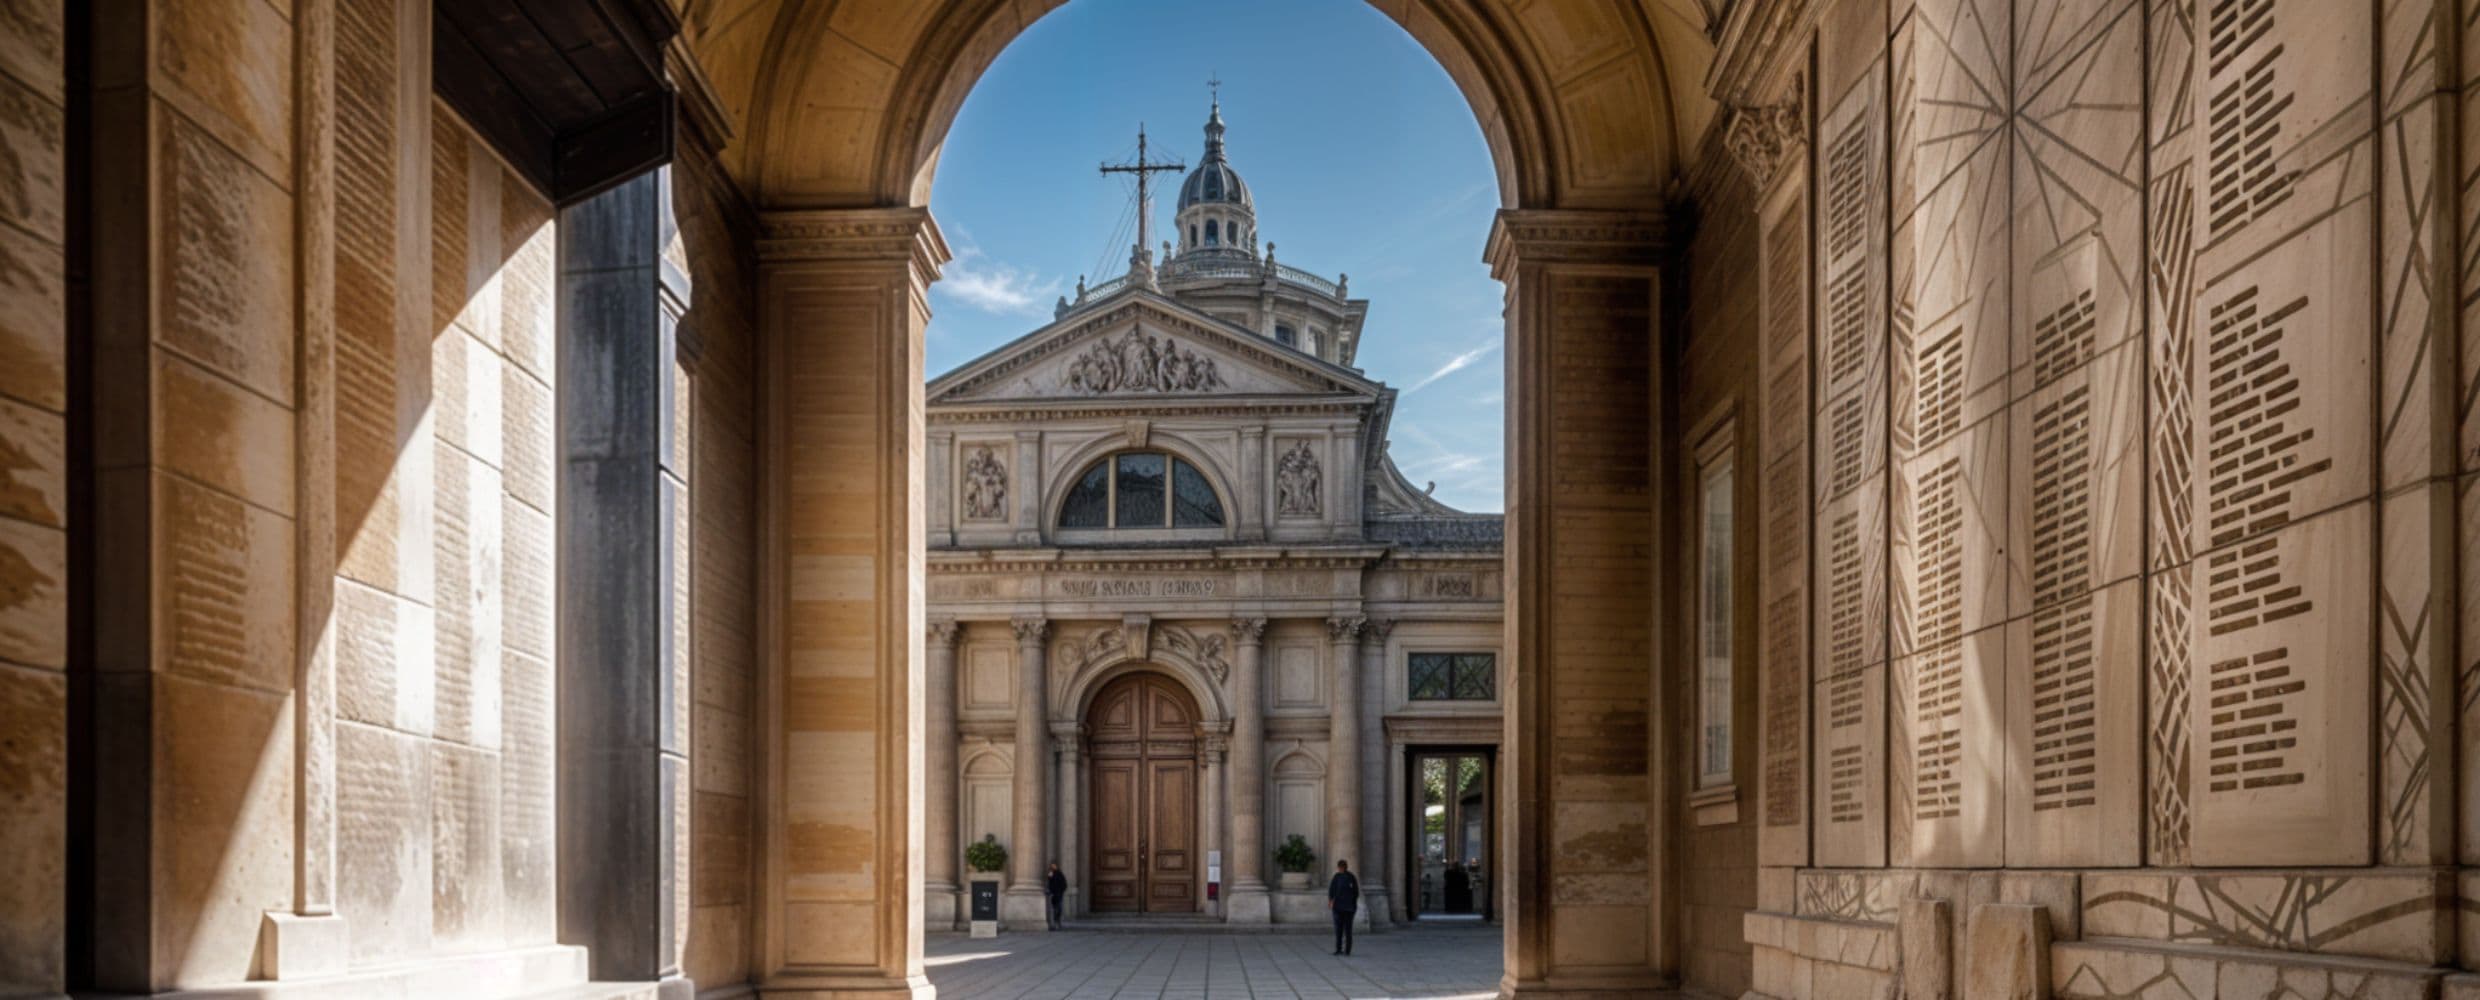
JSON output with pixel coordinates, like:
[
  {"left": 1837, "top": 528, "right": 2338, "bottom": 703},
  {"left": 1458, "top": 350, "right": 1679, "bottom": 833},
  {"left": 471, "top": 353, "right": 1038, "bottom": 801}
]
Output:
[
  {"left": 1200, "top": 723, "right": 1230, "bottom": 917},
  {"left": 1225, "top": 618, "right": 1272, "bottom": 922},
  {"left": 1051, "top": 721, "right": 1084, "bottom": 920},
  {"left": 755, "top": 207, "right": 947, "bottom": 996},
  {"left": 1326, "top": 616, "right": 1366, "bottom": 928},
  {"left": 1004, "top": 616, "right": 1051, "bottom": 925},
  {"left": 925, "top": 621, "right": 964, "bottom": 930},
  {"left": 1358, "top": 619, "right": 1394, "bottom": 929},
  {"left": 557, "top": 167, "right": 693, "bottom": 994},
  {"left": 1487, "top": 209, "right": 1672, "bottom": 994}
]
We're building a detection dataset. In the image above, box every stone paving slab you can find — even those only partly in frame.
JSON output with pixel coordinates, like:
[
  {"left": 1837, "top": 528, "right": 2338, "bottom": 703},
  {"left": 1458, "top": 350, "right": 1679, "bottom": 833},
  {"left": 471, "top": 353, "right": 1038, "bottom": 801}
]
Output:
[{"left": 923, "top": 925, "right": 1503, "bottom": 999}]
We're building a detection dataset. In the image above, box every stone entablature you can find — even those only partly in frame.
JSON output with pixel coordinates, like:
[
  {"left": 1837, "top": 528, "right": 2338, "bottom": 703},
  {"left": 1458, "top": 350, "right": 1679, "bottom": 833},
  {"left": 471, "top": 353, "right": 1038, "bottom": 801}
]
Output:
[{"left": 927, "top": 549, "right": 1502, "bottom": 616}]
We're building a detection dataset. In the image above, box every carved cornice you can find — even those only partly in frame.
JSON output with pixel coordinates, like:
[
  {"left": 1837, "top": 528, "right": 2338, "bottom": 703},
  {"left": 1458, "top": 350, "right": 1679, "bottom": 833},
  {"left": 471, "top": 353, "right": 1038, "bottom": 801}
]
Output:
[
  {"left": 1721, "top": 99, "right": 1808, "bottom": 192},
  {"left": 1484, "top": 209, "right": 1682, "bottom": 279},
  {"left": 929, "top": 298, "right": 1381, "bottom": 406},
  {"left": 926, "top": 552, "right": 1387, "bottom": 575},
  {"left": 756, "top": 207, "right": 952, "bottom": 281},
  {"left": 1706, "top": 0, "right": 1814, "bottom": 109}
]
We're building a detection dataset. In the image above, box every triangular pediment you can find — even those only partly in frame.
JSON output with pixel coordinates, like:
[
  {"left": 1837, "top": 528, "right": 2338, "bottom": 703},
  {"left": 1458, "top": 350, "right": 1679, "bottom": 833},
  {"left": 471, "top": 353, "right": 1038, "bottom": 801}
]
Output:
[{"left": 928, "top": 289, "right": 1382, "bottom": 405}]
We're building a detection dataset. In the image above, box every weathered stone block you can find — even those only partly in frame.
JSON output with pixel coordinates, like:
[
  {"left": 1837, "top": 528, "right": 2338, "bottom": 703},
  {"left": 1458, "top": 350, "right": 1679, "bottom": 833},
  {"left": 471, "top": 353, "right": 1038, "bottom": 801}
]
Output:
[
  {"left": 0, "top": 663, "right": 64, "bottom": 992},
  {"left": 0, "top": 69, "right": 64, "bottom": 246},
  {"left": 157, "top": 352, "right": 294, "bottom": 518},
  {"left": 0, "top": 514, "right": 63, "bottom": 671},
  {"left": 159, "top": 673, "right": 293, "bottom": 986},
  {"left": 338, "top": 722, "right": 433, "bottom": 963},
  {"left": 0, "top": 218, "right": 65, "bottom": 414},
  {"left": 1965, "top": 903, "right": 2050, "bottom": 1000},
  {"left": 154, "top": 0, "right": 293, "bottom": 176},
  {"left": 159, "top": 110, "right": 295, "bottom": 407},
  {"left": 1901, "top": 897, "right": 1953, "bottom": 1000},
  {"left": 431, "top": 742, "right": 503, "bottom": 949}
]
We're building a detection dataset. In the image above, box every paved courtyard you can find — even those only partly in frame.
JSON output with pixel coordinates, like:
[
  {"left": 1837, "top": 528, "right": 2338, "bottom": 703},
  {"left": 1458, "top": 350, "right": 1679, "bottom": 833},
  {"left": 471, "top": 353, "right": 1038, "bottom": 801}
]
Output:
[{"left": 923, "top": 924, "right": 1503, "bottom": 999}]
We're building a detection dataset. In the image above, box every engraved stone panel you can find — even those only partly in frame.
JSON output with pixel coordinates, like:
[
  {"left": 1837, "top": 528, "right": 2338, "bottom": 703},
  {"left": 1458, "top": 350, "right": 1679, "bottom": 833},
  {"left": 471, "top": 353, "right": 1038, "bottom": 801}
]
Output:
[
  {"left": 1896, "top": 626, "right": 2003, "bottom": 867},
  {"left": 431, "top": 743, "right": 503, "bottom": 947},
  {"left": 1898, "top": 142, "right": 2012, "bottom": 456},
  {"left": 2012, "top": 0, "right": 2146, "bottom": 400},
  {"left": 1816, "top": 66, "right": 1887, "bottom": 410},
  {"left": 2377, "top": 94, "right": 2451, "bottom": 490},
  {"left": 2006, "top": 578, "right": 2142, "bottom": 866},
  {"left": 2376, "top": 483, "right": 2453, "bottom": 866},
  {"left": 1895, "top": 412, "right": 2014, "bottom": 655},
  {"left": 2188, "top": 503, "right": 2373, "bottom": 865},
  {"left": 339, "top": 723, "right": 433, "bottom": 962},
  {"left": 1815, "top": 481, "right": 1887, "bottom": 678},
  {"left": 1903, "top": 0, "right": 2011, "bottom": 208},
  {"left": 500, "top": 497, "right": 552, "bottom": 662},
  {"left": 1813, "top": 663, "right": 1886, "bottom": 867},
  {"left": 2012, "top": 338, "right": 2146, "bottom": 608},
  {"left": 159, "top": 110, "right": 296, "bottom": 407},
  {"left": 160, "top": 473, "right": 295, "bottom": 694},
  {"left": 500, "top": 649, "right": 555, "bottom": 940}
]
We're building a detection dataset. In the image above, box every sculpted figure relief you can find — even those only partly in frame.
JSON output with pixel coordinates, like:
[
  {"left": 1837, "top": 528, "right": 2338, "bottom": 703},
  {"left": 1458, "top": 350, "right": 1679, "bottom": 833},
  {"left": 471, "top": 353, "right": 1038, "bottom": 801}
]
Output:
[
  {"left": 1277, "top": 441, "right": 1322, "bottom": 516},
  {"left": 1063, "top": 326, "right": 1225, "bottom": 394},
  {"left": 962, "top": 446, "right": 1008, "bottom": 520}
]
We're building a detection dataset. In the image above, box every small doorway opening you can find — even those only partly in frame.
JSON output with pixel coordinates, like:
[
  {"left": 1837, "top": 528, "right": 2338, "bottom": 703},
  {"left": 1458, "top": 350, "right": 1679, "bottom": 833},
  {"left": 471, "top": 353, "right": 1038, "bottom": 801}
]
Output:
[{"left": 1406, "top": 748, "right": 1493, "bottom": 922}]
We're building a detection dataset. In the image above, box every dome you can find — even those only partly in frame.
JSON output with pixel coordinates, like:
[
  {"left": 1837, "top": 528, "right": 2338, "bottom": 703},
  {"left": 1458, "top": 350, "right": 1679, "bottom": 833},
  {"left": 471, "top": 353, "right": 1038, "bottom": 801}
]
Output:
[
  {"left": 1176, "top": 100, "right": 1251, "bottom": 210},
  {"left": 1178, "top": 160, "right": 1251, "bottom": 209}
]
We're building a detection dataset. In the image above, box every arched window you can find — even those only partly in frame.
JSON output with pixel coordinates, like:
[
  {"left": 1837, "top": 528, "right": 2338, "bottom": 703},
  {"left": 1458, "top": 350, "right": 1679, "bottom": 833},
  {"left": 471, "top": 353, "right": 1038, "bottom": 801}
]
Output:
[
  {"left": 1059, "top": 452, "right": 1225, "bottom": 529},
  {"left": 1205, "top": 219, "right": 1219, "bottom": 245}
]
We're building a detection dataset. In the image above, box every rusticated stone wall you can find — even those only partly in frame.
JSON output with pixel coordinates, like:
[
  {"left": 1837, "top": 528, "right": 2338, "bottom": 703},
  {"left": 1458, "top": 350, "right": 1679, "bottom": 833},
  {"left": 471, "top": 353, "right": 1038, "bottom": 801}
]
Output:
[
  {"left": 1739, "top": 0, "right": 2472, "bottom": 995},
  {"left": 0, "top": 0, "right": 65, "bottom": 993}
]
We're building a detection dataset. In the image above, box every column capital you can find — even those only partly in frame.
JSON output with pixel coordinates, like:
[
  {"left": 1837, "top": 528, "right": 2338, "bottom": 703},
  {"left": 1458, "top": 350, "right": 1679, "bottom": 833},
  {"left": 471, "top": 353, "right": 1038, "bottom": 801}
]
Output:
[
  {"left": 1484, "top": 208, "right": 1681, "bottom": 280},
  {"left": 1231, "top": 617, "right": 1268, "bottom": 644},
  {"left": 928, "top": 619, "right": 962, "bottom": 648},
  {"left": 1721, "top": 99, "right": 1807, "bottom": 192},
  {"left": 1363, "top": 618, "right": 1395, "bottom": 644},
  {"left": 1011, "top": 616, "right": 1051, "bottom": 644},
  {"left": 756, "top": 206, "right": 951, "bottom": 279},
  {"left": 1325, "top": 615, "right": 1367, "bottom": 642}
]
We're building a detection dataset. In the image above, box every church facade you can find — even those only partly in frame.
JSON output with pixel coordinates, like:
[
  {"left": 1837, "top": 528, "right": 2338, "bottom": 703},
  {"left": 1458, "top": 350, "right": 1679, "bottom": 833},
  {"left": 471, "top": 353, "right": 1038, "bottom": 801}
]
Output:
[{"left": 919, "top": 103, "right": 1505, "bottom": 930}]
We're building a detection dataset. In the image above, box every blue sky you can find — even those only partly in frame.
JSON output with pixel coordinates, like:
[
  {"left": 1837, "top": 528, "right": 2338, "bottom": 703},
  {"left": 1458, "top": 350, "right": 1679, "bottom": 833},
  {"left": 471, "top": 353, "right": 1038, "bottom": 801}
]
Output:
[{"left": 924, "top": 0, "right": 1506, "bottom": 512}]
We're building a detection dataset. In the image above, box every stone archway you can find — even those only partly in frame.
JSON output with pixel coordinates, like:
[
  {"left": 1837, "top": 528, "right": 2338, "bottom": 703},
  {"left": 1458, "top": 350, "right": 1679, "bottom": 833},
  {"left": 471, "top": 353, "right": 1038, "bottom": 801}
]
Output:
[{"left": 688, "top": 2, "right": 1715, "bottom": 994}]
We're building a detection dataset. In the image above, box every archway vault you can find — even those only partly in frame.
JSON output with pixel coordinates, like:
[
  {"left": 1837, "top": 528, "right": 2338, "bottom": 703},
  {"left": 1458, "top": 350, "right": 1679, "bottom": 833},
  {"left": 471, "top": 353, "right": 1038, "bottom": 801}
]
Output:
[{"left": 677, "top": 0, "right": 1724, "bottom": 211}]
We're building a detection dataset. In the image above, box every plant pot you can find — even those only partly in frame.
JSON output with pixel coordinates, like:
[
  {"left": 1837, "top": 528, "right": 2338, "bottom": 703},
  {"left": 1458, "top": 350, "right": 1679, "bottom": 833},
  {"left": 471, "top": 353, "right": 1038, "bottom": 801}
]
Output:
[{"left": 1277, "top": 871, "right": 1311, "bottom": 891}]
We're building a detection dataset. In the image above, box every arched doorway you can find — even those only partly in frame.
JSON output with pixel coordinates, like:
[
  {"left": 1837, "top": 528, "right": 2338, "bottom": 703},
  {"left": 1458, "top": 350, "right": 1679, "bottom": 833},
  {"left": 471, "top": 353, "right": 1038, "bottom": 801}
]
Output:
[{"left": 1085, "top": 671, "right": 1202, "bottom": 914}]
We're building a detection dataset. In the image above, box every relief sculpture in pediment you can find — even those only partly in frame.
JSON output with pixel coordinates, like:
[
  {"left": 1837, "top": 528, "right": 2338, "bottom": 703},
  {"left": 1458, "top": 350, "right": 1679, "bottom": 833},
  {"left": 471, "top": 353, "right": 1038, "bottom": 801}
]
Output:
[{"left": 1061, "top": 326, "right": 1226, "bottom": 394}]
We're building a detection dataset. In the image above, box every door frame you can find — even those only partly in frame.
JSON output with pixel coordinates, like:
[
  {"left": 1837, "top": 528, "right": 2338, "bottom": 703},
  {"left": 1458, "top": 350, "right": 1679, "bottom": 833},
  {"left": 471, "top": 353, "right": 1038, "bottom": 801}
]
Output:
[
  {"left": 1083, "top": 670, "right": 1204, "bottom": 916},
  {"left": 1403, "top": 744, "right": 1497, "bottom": 922}
]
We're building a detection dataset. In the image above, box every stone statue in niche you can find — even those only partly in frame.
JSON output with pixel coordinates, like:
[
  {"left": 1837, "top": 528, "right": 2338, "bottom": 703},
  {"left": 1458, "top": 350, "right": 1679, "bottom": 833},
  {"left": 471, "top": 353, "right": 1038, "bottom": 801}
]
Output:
[
  {"left": 1061, "top": 326, "right": 1224, "bottom": 394},
  {"left": 962, "top": 445, "right": 1007, "bottom": 520},
  {"left": 1276, "top": 441, "right": 1321, "bottom": 516}
]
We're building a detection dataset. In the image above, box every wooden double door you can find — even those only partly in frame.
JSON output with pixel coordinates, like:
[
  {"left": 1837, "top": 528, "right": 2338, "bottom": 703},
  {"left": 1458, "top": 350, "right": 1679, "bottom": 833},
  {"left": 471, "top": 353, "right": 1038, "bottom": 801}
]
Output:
[{"left": 1086, "top": 673, "right": 1199, "bottom": 914}]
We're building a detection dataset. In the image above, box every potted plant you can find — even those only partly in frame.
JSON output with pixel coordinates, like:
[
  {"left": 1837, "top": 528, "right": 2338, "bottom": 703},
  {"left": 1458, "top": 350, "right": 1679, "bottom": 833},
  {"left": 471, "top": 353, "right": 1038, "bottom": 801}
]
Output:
[
  {"left": 1273, "top": 834, "right": 1316, "bottom": 890},
  {"left": 965, "top": 834, "right": 1008, "bottom": 937}
]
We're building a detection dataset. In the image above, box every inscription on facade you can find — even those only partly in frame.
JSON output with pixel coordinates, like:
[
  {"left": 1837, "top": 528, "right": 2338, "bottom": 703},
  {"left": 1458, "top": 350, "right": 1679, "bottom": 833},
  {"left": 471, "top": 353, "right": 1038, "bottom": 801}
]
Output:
[{"left": 1058, "top": 577, "right": 1219, "bottom": 597}]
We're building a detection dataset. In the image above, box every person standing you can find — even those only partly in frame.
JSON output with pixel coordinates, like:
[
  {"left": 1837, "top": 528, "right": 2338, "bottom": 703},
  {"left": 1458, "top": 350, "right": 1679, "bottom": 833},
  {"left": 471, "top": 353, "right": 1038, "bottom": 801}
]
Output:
[
  {"left": 1044, "top": 861, "right": 1067, "bottom": 930},
  {"left": 1327, "top": 859, "right": 1360, "bottom": 956}
]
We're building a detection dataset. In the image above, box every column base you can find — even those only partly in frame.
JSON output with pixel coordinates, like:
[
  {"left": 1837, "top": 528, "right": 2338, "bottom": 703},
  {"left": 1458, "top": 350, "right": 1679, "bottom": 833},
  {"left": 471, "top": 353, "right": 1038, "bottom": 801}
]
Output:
[
  {"left": 924, "top": 882, "right": 961, "bottom": 932},
  {"left": 1000, "top": 887, "right": 1050, "bottom": 928},
  {"left": 1361, "top": 887, "right": 1392, "bottom": 931},
  {"left": 257, "top": 911, "right": 350, "bottom": 980},
  {"left": 758, "top": 972, "right": 935, "bottom": 999},
  {"left": 1223, "top": 884, "right": 1272, "bottom": 924}
]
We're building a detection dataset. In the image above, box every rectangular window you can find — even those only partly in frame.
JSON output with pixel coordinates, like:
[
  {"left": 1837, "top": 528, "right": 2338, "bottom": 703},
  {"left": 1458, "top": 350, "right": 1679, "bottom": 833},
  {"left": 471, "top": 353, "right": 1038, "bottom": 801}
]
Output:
[
  {"left": 1409, "top": 652, "right": 1495, "bottom": 701},
  {"left": 1695, "top": 422, "right": 1737, "bottom": 790}
]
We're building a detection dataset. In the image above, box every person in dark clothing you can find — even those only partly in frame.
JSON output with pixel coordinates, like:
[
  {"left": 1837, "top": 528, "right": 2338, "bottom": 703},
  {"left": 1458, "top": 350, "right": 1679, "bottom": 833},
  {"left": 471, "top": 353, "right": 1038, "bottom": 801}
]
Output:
[
  {"left": 1327, "top": 860, "right": 1360, "bottom": 955},
  {"left": 1044, "top": 862, "right": 1067, "bottom": 930}
]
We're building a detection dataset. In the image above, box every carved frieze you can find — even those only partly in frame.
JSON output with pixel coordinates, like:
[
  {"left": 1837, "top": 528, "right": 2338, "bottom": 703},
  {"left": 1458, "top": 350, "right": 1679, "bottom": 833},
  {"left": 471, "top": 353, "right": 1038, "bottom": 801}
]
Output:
[{"left": 1060, "top": 326, "right": 1224, "bottom": 394}]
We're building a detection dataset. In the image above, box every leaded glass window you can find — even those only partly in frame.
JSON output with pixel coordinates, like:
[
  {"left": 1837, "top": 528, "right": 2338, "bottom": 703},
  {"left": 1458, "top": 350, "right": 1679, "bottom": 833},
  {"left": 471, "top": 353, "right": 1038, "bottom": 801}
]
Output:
[
  {"left": 1409, "top": 653, "right": 1495, "bottom": 701},
  {"left": 1056, "top": 452, "right": 1225, "bottom": 530}
]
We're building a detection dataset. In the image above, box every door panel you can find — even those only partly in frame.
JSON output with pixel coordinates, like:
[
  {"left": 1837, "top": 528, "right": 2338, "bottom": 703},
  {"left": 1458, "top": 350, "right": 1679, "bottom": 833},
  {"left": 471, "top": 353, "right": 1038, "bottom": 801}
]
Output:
[
  {"left": 1084, "top": 672, "right": 1202, "bottom": 914},
  {"left": 1145, "top": 758, "right": 1196, "bottom": 910},
  {"left": 1090, "top": 758, "right": 1140, "bottom": 912}
]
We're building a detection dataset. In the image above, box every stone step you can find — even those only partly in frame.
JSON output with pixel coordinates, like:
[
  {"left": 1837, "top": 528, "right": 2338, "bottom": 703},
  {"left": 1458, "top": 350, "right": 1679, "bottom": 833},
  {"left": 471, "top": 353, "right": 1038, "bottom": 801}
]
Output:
[
  {"left": 1056, "top": 917, "right": 1328, "bottom": 934},
  {"left": 503, "top": 983, "right": 663, "bottom": 1000}
]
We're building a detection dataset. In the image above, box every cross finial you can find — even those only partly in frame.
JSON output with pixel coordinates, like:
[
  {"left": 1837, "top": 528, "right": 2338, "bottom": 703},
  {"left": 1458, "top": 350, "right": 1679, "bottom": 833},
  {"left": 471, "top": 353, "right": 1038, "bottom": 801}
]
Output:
[{"left": 1208, "top": 74, "right": 1221, "bottom": 105}]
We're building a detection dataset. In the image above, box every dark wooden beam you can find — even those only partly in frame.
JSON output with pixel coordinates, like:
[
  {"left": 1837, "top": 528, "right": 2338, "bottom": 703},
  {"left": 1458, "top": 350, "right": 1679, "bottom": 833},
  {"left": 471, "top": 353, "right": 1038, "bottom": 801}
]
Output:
[{"left": 431, "top": 0, "right": 679, "bottom": 205}]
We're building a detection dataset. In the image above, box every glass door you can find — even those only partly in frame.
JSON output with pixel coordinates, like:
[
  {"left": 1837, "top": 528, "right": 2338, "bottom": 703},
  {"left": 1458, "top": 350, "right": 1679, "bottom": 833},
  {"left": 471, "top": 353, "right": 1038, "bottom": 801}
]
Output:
[{"left": 1408, "top": 749, "right": 1492, "bottom": 920}]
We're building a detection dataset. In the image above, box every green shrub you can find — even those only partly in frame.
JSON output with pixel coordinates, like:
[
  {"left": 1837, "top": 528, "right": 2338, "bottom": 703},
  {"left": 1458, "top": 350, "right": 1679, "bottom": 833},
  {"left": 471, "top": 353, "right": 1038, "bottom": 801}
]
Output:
[
  {"left": 964, "top": 834, "right": 1008, "bottom": 874},
  {"left": 1273, "top": 833, "right": 1316, "bottom": 873}
]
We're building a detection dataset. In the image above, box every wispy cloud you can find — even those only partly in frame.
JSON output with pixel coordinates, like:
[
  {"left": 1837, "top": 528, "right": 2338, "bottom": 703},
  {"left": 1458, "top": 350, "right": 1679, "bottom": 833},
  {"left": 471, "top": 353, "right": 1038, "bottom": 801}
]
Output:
[
  {"left": 936, "top": 246, "right": 1063, "bottom": 318},
  {"left": 1403, "top": 337, "right": 1501, "bottom": 394}
]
